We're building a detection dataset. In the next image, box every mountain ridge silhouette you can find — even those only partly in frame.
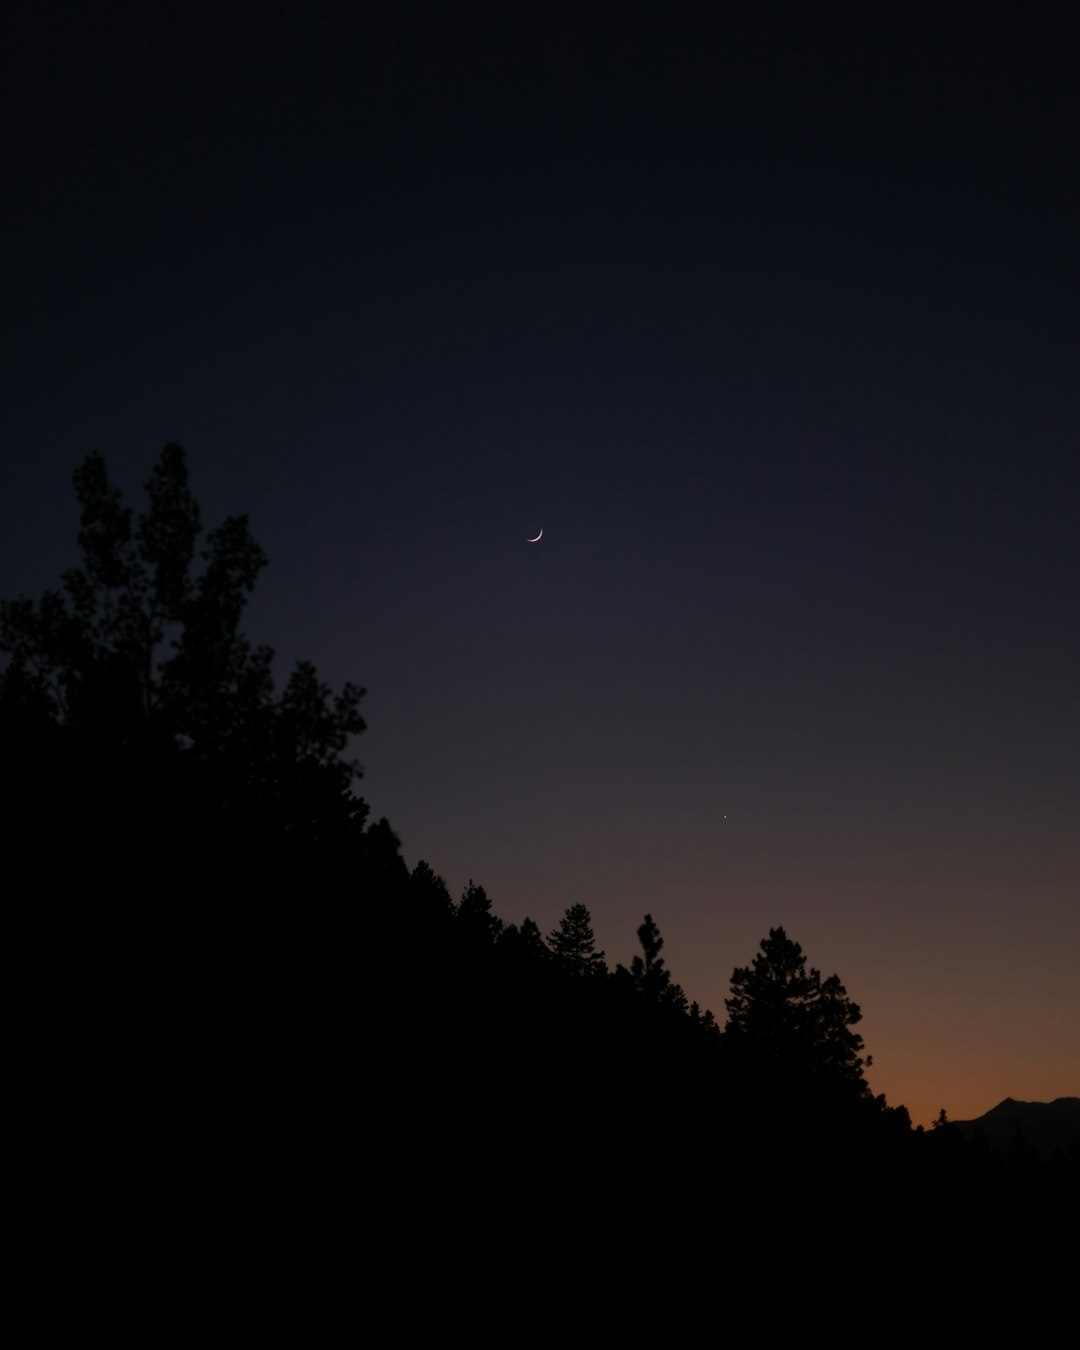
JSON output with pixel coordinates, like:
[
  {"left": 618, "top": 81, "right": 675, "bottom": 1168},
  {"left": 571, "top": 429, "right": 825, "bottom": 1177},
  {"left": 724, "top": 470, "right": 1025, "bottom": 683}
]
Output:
[{"left": 953, "top": 1096, "right": 1080, "bottom": 1158}]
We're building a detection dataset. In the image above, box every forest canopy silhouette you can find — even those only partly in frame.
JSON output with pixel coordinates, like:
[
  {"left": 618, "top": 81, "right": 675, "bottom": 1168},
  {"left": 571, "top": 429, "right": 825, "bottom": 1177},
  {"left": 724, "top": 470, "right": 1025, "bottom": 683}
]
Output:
[
  {"left": 5, "top": 448, "right": 1074, "bottom": 1336},
  {"left": 1, "top": 445, "right": 365, "bottom": 832}
]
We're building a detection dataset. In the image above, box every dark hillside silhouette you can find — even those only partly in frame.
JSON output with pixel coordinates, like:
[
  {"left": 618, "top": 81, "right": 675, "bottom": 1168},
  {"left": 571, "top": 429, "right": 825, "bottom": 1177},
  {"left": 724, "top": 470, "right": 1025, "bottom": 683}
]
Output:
[{"left": 5, "top": 447, "right": 1076, "bottom": 1336}]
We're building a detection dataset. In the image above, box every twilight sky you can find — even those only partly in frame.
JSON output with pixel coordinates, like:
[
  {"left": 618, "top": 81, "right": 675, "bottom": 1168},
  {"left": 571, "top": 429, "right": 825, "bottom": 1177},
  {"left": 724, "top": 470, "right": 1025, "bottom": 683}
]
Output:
[{"left": 4, "top": 3, "right": 1078, "bottom": 1124}]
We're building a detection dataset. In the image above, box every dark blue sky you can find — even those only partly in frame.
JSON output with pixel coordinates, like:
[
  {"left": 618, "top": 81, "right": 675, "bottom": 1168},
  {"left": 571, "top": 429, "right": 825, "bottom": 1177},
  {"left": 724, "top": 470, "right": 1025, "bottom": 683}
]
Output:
[{"left": 4, "top": 3, "right": 1078, "bottom": 1121}]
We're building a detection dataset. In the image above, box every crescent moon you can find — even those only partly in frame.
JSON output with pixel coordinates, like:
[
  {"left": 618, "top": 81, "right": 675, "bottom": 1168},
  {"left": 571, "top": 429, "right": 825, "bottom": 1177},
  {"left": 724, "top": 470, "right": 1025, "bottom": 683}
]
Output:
[{"left": 526, "top": 528, "right": 543, "bottom": 543}]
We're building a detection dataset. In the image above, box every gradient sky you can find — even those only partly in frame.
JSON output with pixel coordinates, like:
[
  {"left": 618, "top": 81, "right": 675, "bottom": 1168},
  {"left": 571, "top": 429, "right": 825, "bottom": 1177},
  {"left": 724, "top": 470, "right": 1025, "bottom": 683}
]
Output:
[{"left": 4, "top": 4, "right": 1078, "bottom": 1125}]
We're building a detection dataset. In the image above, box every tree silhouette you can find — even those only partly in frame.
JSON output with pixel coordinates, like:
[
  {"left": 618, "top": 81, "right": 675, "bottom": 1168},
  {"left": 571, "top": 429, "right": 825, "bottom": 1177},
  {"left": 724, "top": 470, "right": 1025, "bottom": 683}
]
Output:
[
  {"left": 499, "top": 917, "right": 550, "bottom": 964},
  {"left": 626, "top": 914, "right": 687, "bottom": 1011},
  {"left": 724, "top": 927, "right": 869, "bottom": 1093},
  {"left": 0, "top": 445, "right": 365, "bottom": 829},
  {"left": 548, "top": 903, "right": 606, "bottom": 976},
  {"left": 457, "top": 879, "right": 503, "bottom": 941},
  {"left": 517, "top": 917, "right": 547, "bottom": 958},
  {"left": 688, "top": 1001, "right": 719, "bottom": 1036},
  {"left": 409, "top": 859, "right": 454, "bottom": 915}
]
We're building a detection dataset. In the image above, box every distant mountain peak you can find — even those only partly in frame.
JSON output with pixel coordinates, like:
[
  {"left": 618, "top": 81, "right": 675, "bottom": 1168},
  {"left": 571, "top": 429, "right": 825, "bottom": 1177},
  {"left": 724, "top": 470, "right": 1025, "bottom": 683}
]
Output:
[{"left": 954, "top": 1096, "right": 1080, "bottom": 1158}]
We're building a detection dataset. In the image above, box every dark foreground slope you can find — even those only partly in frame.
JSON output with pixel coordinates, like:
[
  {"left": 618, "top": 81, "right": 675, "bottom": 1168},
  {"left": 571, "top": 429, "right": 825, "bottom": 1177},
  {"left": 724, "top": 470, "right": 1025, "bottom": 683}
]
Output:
[
  {"left": 6, "top": 768, "right": 1075, "bottom": 1340},
  {"left": 5, "top": 450, "right": 1074, "bottom": 1339}
]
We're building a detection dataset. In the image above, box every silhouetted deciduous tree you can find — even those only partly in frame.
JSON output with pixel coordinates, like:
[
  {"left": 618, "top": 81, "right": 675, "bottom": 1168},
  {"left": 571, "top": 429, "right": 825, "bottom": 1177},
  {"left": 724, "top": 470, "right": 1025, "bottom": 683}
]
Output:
[{"left": 0, "top": 444, "right": 365, "bottom": 828}]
